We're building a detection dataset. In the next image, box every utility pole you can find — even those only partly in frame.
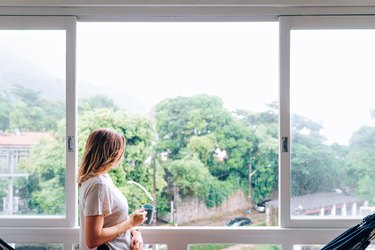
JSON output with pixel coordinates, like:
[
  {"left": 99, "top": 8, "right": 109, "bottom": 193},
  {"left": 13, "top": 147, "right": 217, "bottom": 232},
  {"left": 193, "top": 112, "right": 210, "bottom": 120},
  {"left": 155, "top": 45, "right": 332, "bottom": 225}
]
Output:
[
  {"left": 248, "top": 149, "right": 252, "bottom": 208},
  {"left": 152, "top": 150, "right": 157, "bottom": 225}
]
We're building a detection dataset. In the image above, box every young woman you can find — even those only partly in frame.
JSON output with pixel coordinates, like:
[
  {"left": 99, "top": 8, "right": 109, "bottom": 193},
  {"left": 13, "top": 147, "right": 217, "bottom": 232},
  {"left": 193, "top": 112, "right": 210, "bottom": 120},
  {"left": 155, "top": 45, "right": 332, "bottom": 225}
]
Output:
[{"left": 78, "top": 128, "right": 147, "bottom": 250}]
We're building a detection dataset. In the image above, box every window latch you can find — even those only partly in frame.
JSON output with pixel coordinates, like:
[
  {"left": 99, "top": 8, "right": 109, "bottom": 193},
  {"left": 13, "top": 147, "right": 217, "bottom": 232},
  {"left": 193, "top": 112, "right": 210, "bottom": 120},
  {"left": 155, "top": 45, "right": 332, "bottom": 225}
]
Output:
[
  {"left": 67, "top": 136, "right": 75, "bottom": 152},
  {"left": 282, "top": 137, "right": 288, "bottom": 152}
]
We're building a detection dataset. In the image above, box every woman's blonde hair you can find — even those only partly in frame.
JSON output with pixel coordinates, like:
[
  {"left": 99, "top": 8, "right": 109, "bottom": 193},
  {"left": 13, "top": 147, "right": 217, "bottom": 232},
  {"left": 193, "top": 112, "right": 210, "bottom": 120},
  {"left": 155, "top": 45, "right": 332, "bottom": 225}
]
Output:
[{"left": 78, "top": 128, "right": 125, "bottom": 186}]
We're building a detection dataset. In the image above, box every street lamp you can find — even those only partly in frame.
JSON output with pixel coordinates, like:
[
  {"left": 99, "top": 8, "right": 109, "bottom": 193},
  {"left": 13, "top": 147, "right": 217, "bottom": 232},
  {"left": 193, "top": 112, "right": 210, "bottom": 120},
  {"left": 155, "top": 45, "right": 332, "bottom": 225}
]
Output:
[
  {"left": 152, "top": 142, "right": 157, "bottom": 225},
  {"left": 127, "top": 180, "right": 154, "bottom": 202},
  {"left": 248, "top": 148, "right": 257, "bottom": 213},
  {"left": 127, "top": 180, "right": 157, "bottom": 225}
]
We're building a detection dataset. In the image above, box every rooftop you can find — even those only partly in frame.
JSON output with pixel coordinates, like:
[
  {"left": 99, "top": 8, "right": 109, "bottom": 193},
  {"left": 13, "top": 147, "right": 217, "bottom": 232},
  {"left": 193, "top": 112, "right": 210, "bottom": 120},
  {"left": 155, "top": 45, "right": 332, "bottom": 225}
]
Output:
[{"left": 267, "top": 191, "right": 364, "bottom": 211}]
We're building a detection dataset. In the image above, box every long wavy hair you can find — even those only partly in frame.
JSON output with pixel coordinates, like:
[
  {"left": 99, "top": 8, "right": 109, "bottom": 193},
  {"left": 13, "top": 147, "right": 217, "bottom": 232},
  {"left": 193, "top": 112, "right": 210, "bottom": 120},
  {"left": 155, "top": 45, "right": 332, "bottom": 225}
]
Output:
[{"left": 78, "top": 128, "right": 125, "bottom": 186}]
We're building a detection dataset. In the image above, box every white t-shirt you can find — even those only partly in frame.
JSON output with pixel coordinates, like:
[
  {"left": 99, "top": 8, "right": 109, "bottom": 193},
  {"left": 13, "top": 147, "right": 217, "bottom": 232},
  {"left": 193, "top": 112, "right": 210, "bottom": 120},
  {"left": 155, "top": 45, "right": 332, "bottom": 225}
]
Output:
[{"left": 79, "top": 174, "right": 131, "bottom": 250}]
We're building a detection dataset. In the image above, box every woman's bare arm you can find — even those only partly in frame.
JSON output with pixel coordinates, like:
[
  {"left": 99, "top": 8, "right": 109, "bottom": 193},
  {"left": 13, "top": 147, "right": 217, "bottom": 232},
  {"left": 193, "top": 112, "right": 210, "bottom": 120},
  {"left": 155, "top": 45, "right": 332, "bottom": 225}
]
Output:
[{"left": 84, "top": 209, "right": 146, "bottom": 249}]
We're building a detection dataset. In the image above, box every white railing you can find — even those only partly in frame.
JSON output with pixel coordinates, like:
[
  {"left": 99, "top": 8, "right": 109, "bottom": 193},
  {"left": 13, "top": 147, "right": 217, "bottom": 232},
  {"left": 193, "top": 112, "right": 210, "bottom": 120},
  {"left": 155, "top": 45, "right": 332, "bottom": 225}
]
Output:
[{"left": 0, "top": 227, "right": 350, "bottom": 250}]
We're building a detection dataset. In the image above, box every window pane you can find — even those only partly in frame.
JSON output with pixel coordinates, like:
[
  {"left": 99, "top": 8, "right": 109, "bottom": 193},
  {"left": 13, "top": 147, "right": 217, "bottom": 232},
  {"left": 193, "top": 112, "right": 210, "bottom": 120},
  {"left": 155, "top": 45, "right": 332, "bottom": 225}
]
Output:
[
  {"left": 290, "top": 30, "right": 375, "bottom": 218},
  {"left": 0, "top": 30, "right": 66, "bottom": 216},
  {"left": 78, "top": 22, "right": 278, "bottom": 227}
]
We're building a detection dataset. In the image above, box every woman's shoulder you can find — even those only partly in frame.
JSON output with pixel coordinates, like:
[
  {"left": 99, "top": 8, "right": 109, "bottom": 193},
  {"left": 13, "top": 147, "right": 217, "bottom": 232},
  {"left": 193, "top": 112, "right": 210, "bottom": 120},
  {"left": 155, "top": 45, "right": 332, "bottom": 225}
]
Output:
[{"left": 81, "top": 174, "right": 112, "bottom": 189}]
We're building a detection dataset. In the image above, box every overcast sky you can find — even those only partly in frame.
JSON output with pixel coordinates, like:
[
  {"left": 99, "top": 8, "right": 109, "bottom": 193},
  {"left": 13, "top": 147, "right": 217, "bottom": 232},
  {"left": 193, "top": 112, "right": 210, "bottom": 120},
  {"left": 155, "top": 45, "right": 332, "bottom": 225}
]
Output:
[{"left": 77, "top": 22, "right": 279, "bottom": 113}]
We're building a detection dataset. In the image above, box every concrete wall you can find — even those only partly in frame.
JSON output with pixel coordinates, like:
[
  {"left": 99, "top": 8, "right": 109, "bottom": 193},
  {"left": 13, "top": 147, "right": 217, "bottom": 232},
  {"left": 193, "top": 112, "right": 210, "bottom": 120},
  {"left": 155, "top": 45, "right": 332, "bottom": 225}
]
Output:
[{"left": 174, "top": 189, "right": 249, "bottom": 225}]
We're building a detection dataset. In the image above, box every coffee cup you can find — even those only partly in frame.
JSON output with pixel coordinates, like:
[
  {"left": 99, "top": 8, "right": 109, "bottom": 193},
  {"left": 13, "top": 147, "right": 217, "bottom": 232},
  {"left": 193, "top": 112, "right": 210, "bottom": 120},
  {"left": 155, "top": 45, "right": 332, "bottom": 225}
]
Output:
[{"left": 142, "top": 204, "right": 155, "bottom": 224}]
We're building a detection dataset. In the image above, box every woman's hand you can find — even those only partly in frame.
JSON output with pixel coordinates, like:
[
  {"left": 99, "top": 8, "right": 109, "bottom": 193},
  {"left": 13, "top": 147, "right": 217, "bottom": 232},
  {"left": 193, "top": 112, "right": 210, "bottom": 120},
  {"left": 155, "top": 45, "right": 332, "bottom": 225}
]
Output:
[
  {"left": 130, "top": 230, "right": 143, "bottom": 250},
  {"left": 128, "top": 209, "right": 147, "bottom": 227}
]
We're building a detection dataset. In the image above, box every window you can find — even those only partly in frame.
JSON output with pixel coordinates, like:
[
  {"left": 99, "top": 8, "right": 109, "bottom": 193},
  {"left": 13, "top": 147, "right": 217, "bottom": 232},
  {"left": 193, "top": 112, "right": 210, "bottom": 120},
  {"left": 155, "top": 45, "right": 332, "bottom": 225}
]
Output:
[
  {"left": 280, "top": 15, "right": 375, "bottom": 228},
  {"left": 2, "top": 4, "right": 375, "bottom": 249},
  {"left": 77, "top": 22, "right": 278, "bottom": 227},
  {"left": 0, "top": 16, "right": 76, "bottom": 227}
]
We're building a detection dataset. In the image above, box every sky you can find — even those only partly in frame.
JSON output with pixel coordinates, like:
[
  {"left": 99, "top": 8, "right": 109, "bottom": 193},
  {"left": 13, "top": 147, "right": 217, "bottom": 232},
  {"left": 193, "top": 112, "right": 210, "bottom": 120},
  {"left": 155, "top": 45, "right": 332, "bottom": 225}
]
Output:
[
  {"left": 76, "top": 22, "right": 279, "bottom": 113},
  {"left": 291, "top": 30, "right": 375, "bottom": 145},
  {"left": 0, "top": 30, "right": 65, "bottom": 78},
  {"left": 1, "top": 23, "right": 375, "bottom": 145}
]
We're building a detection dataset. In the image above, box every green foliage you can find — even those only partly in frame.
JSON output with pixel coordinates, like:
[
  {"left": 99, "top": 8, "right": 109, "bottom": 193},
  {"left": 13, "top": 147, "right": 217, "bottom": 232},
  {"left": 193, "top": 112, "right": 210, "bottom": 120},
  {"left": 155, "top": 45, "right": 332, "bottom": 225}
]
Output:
[
  {"left": 350, "top": 126, "right": 375, "bottom": 149},
  {"left": 12, "top": 94, "right": 162, "bottom": 215},
  {"left": 235, "top": 105, "right": 278, "bottom": 204},
  {"left": 187, "top": 135, "right": 217, "bottom": 165},
  {"left": 163, "top": 155, "right": 213, "bottom": 197},
  {"left": 252, "top": 160, "right": 276, "bottom": 203},
  {"left": 204, "top": 177, "right": 237, "bottom": 207},
  {"left": 155, "top": 94, "right": 258, "bottom": 207},
  {"left": 257, "top": 246, "right": 281, "bottom": 250},
  {"left": 78, "top": 106, "right": 168, "bottom": 213},
  {"left": 291, "top": 144, "right": 340, "bottom": 196},
  {"left": 0, "top": 85, "right": 64, "bottom": 132},
  {"left": 17, "top": 136, "right": 66, "bottom": 214},
  {"left": 0, "top": 89, "right": 11, "bottom": 130},
  {"left": 0, "top": 181, "right": 7, "bottom": 199},
  {"left": 345, "top": 126, "right": 375, "bottom": 202},
  {"left": 78, "top": 94, "right": 119, "bottom": 114},
  {"left": 30, "top": 178, "right": 65, "bottom": 214},
  {"left": 9, "top": 102, "right": 44, "bottom": 131},
  {"left": 162, "top": 154, "right": 238, "bottom": 207},
  {"left": 289, "top": 112, "right": 349, "bottom": 196},
  {"left": 155, "top": 94, "right": 231, "bottom": 159},
  {"left": 10, "top": 86, "right": 371, "bottom": 221}
]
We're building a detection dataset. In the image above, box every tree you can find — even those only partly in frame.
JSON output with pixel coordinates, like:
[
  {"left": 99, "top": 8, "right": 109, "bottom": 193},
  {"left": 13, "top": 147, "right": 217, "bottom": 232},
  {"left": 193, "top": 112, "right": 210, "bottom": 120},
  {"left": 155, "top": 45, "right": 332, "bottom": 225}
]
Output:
[
  {"left": 346, "top": 126, "right": 375, "bottom": 203},
  {"left": 9, "top": 102, "right": 44, "bottom": 131},
  {"left": 162, "top": 154, "right": 237, "bottom": 207},
  {"left": 78, "top": 94, "right": 118, "bottom": 114},
  {"left": 78, "top": 107, "right": 167, "bottom": 212},
  {"left": 290, "top": 113, "right": 345, "bottom": 196},
  {"left": 187, "top": 135, "right": 217, "bottom": 165},
  {"left": 11, "top": 84, "right": 42, "bottom": 107},
  {"left": 17, "top": 136, "right": 66, "bottom": 214},
  {"left": 0, "top": 89, "right": 11, "bottom": 131},
  {"left": 155, "top": 94, "right": 256, "bottom": 206},
  {"left": 17, "top": 95, "right": 163, "bottom": 214},
  {"left": 155, "top": 94, "right": 231, "bottom": 159},
  {"left": 234, "top": 104, "right": 279, "bottom": 203},
  {"left": 7, "top": 85, "right": 64, "bottom": 132},
  {"left": 156, "top": 94, "right": 256, "bottom": 180}
]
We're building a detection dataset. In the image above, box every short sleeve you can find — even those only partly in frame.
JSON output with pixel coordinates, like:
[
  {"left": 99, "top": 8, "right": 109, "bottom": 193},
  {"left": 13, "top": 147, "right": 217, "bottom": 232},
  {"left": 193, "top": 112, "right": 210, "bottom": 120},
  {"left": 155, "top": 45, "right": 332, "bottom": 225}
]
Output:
[{"left": 84, "top": 183, "right": 113, "bottom": 216}]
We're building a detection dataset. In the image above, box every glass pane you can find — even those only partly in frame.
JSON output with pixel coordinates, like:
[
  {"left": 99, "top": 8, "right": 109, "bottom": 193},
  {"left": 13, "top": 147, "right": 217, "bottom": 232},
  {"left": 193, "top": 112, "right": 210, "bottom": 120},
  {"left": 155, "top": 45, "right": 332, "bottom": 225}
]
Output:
[
  {"left": 78, "top": 22, "right": 278, "bottom": 227},
  {"left": 0, "top": 30, "right": 66, "bottom": 216},
  {"left": 189, "top": 244, "right": 280, "bottom": 250},
  {"left": 290, "top": 30, "right": 375, "bottom": 218}
]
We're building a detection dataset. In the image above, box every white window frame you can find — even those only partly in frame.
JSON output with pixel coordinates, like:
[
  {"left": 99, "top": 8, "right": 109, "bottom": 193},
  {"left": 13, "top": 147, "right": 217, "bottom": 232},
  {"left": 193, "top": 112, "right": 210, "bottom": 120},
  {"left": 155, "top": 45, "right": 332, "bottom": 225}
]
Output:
[
  {"left": 1, "top": 2, "right": 375, "bottom": 249},
  {"left": 0, "top": 16, "right": 77, "bottom": 228},
  {"left": 279, "top": 15, "right": 375, "bottom": 228}
]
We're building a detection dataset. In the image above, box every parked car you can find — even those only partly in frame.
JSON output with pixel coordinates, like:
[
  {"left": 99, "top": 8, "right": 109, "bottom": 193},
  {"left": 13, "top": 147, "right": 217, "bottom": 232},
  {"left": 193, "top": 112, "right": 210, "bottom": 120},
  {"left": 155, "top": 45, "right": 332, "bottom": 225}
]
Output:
[{"left": 225, "top": 217, "right": 252, "bottom": 226}]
